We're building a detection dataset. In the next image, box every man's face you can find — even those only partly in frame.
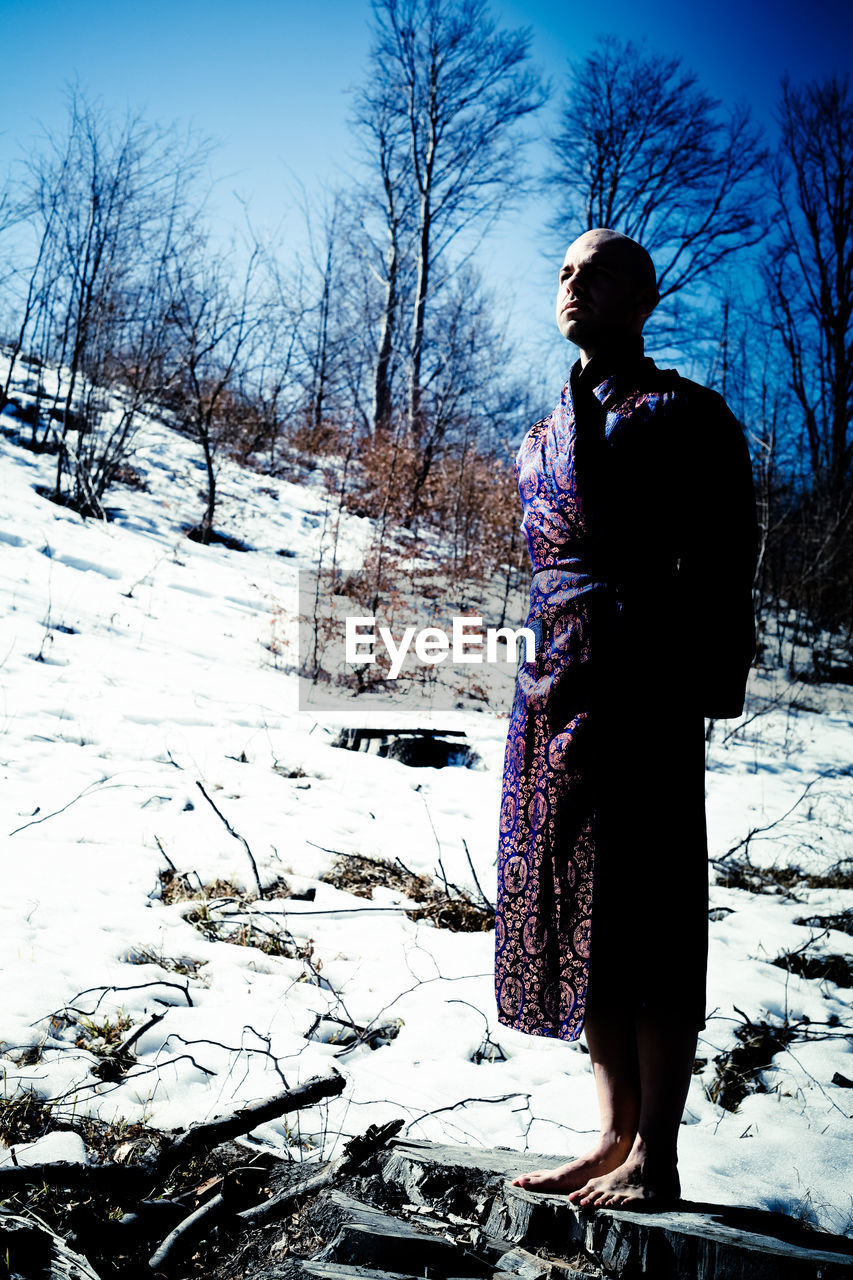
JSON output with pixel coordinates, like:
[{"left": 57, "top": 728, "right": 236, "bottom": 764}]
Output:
[{"left": 555, "top": 233, "right": 645, "bottom": 349}]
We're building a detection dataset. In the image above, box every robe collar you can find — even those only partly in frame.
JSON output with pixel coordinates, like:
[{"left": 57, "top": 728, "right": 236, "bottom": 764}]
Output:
[{"left": 569, "top": 333, "right": 648, "bottom": 407}]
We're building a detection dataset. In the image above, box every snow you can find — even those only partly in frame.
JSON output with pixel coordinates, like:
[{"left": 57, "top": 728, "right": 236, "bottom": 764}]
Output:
[
  {"left": 0, "top": 1129, "right": 89, "bottom": 1168},
  {"left": 1, "top": 357, "right": 851, "bottom": 1237}
]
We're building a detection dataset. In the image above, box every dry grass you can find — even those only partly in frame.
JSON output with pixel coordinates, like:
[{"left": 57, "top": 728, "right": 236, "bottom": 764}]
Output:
[
  {"left": 321, "top": 852, "right": 494, "bottom": 933},
  {"left": 715, "top": 858, "right": 853, "bottom": 895},
  {"left": 158, "top": 870, "right": 246, "bottom": 905},
  {"left": 183, "top": 906, "right": 318, "bottom": 964},
  {"left": 794, "top": 908, "right": 853, "bottom": 936},
  {"left": 124, "top": 946, "right": 208, "bottom": 978},
  {"left": 158, "top": 870, "right": 317, "bottom": 966},
  {"left": 0, "top": 1088, "right": 56, "bottom": 1146},
  {"left": 0, "top": 1090, "right": 158, "bottom": 1163},
  {"left": 158, "top": 868, "right": 291, "bottom": 905},
  {"left": 707, "top": 1017, "right": 798, "bottom": 1112},
  {"left": 75, "top": 1011, "right": 134, "bottom": 1056},
  {"left": 772, "top": 949, "right": 853, "bottom": 988}
]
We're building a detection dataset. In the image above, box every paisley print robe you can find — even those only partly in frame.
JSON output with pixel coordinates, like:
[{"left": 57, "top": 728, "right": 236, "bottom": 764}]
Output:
[{"left": 495, "top": 337, "right": 758, "bottom": 1042}]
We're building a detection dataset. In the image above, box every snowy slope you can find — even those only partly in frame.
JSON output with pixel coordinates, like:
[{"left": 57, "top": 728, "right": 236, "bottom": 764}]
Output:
[{"left": 1, "top": 364, "right": 851, "bottom": 1236}]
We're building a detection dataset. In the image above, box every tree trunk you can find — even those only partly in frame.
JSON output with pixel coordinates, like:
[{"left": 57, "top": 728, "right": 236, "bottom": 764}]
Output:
[
  {"left": 373, "top": 233, "right": 399, "bottom": 433},
  {"left": 408, "top": 198, "right": 431, "bottom": 439}
]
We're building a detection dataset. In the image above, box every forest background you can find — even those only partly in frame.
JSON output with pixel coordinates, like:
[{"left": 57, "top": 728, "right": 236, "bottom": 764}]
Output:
[{"left": 0, "top": 0, "right": 851, "bottom": 681}]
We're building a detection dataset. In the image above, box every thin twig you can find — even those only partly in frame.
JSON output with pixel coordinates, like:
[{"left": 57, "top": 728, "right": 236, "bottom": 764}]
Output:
[
  {"left": 713, "top": 775, "right": 828, "bottom": 864},
  {"left": 117, "top": 1011, "right": 167, "bottom": 1057},
  {"left": 195, "top": 780, "right": 264, "bottom": 898},
  {"left": 460, "top": 836, "right": 490, "bottom": 909},
  {"left": 154, "top": 834, "right": 177, "bottom": 872},
  {"left": 9, "top": 776, "right": 133, "bottom": 836}
]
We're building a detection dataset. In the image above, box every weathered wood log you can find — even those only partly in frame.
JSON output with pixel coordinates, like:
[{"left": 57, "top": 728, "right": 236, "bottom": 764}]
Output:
[
  {"left": 0, "top": 1210, "right": 102, "bottom": 1279},
  {"left": 301, "top": 1265, "right": 442, "bottom": 1280},
  {"left": 490, "top": 1240, "right": 597, "bottom": 1279},
  {"left": 380, "top": 1139, "right": 853, "bottom": 1280},
  {"left": 312, "top": 1189, "right": 484, "bottom": 1277},
  {"left": 300, "top": 1265, "right": 480, "bottom": 1280}
]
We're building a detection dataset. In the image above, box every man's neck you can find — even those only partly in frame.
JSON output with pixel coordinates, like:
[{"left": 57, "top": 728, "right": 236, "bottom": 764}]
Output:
[{"left": 576, "top": 332, "right": 645, "bottom": 378}]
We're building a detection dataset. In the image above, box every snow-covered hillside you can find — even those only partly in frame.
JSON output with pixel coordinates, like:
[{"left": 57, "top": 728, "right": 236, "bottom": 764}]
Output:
[{"left": 1, "top": 366, "right": 852, "bottom": 1237}]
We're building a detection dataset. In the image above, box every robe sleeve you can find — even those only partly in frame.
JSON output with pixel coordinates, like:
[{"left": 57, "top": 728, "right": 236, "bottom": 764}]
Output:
[{"left": 675, "top": 388, "right": 759, "bottom": 720}]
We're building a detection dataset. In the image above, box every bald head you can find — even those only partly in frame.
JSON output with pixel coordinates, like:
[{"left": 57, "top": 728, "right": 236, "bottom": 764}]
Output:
[
  {"left": 556, "top": 228, "right": 659, "bottom": 361},
  {"left": 575, "top": 229, "right": 657, "bottom": 293}
]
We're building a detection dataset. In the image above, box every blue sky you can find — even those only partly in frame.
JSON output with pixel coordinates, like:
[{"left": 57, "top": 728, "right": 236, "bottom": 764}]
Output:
[{"left": 0, "top": 0, "right": 850, "bottom": 382}]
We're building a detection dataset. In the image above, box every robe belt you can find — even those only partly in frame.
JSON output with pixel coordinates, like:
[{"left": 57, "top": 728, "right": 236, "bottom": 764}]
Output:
[{"left": 530, "top": 559, "right": 612, "bottom": 601}]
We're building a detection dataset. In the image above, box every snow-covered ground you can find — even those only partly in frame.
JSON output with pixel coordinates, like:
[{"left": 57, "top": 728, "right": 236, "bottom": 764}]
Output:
[{"left": 1, "top": 363, "right": 852, "bottom": 1237}]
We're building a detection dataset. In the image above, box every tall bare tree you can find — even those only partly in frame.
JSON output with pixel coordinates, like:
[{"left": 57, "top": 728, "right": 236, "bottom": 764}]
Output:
[
  {"left": 164, "top": 240, "right": 265, "bottom": 543},
  {"left": 763, "top": 73, "right": 853, "bottom": 634},
  {"left": 359, "top": 0, "right": 546, "bottom": 433},
  {"left": 549, "top": 36, "right": 767, "bottom": 302},
  {"left": 765, "top": 74, "right": 853, "bottom": 502},
  {"left": 350, "top": 83, "right": 414, "bottom": 435},
  {"left": 296, "top": 188, "right": 371, "bottom": 436}
]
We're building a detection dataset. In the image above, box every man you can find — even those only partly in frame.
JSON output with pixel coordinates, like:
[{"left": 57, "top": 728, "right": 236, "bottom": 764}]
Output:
[{"left": 495, "top": 229, "right": 758, "bottom": 1209}]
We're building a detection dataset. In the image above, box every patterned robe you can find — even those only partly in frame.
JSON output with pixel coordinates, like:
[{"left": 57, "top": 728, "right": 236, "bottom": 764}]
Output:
[{"left": 494, "top": 337, "right": 758, "bottom": 1041}]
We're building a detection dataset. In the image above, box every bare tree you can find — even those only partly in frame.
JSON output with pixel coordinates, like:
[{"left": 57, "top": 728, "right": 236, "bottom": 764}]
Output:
[
  {"left": 350, "top": 82, "right": 415, "bottom": 435},
  {"left": 8, "top": 90, "right": 208, "bottom": 511},
  {"left": 765, "top": 74, "right": 853, "bottom": 503},
  {"left": 164, "top": 240, "right": 265, "bottom": 543},
  {"left": 549, "top": 36, "right": 767, "bottom": 302},
  {"left": 296, "top": 188, "right": 371, "bottom": 437},
  {"left": 1, "top": 137, "right": 72, "bottom": 413},
  {"left": 761, "top": 74, "right": 853, "bottom": 637},
  {"left": 360, "top": 0, "right": 546, "bottom": 433}
]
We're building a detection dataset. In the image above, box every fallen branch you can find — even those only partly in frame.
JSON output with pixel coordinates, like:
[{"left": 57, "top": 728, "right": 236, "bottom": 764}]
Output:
[
  {"left": 158, "top": 1069, "right": 345, "bottom": 1177},
  {"left": 0, "top": 1072, "right": 346, "bottom": 1196},
  {"left": 147, "top": 1113, "right": 398, "bottom": 1270},
  {"left": 149, "top": 1193, "right": 224, "bottom": 1272},
  {"left": 117, "top": 1010, "right": 167, "bottom": 1057}
]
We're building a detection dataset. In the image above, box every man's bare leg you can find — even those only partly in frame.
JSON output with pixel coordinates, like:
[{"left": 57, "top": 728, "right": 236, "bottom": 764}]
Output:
[
  {"left": 512, "top": 1004, "right": 640, "bottom": 1192},
  {"left": 569, "top": 1010, "right": 698, "bottom": 1208}
]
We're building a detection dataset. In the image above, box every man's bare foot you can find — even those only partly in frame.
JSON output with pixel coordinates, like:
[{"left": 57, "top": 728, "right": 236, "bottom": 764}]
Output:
[
  {"left": 567, "top": 1145, "right": 680, "bottom": 1210},
  {"left": 511, "top": 1135, "right": 634, "bottom": 1194}
]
